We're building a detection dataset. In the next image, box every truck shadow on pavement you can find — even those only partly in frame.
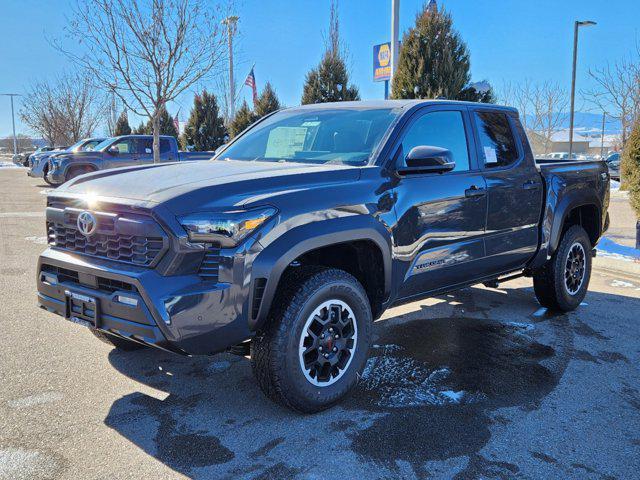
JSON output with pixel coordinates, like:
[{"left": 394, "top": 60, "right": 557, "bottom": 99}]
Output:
[{"left": 103, "top": 285, "right": 626, "bottom": 479}]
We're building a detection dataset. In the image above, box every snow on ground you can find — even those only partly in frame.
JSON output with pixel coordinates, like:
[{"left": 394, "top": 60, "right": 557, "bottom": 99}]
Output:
[
  {"left": 597, "top": 236, "right": 640, "bottom": 262},
  {"left": 610, "top": 279, "right": 635, "bottom": 288},
  {"left": 610, "top": 180, "right": 620, "bottom": 191},
  {"left": 0, "top": 161, "right": 26, "bottom": 169}
]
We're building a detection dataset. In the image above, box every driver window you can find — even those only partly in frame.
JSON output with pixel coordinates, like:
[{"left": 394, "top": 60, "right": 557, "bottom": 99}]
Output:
[{"left": 400, "top": 111, "right": 470, "bottom": 172}]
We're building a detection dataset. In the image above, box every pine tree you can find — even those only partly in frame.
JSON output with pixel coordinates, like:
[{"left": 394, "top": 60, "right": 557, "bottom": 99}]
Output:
[
  {"left": 229, "top": 101, "right": 257, "bottom": 138},
  {"left": 181, "top": 90, "right": 227, "bottom": 151},
  {"left": 622, "top": 121, "right": 640, "bottom": 216},
  {"left": 301, "top": 1, "right": 359, "bottom": 104},
  {"left": 142, "top": 105, "right": 178, "bottom": 138},
  {"left": 133, "top": 121, "right": 147, "bottom": 135},
  {"left": 254, "top": 82, "right": 282, "bottom": 118},
  {"left": 114, "top": 111, "right": 132, "bottom": 136},
  {"left": 391, "top": 6, "right": 492, "bottom": 103}
]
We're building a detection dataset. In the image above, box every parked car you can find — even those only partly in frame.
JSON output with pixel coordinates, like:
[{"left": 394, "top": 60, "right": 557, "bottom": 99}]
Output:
[
  {"left": 45, "top": 135, "right": 214, "bottom": 186},
  {"left": 605, "top": 152, "right": 620, "bottom": 180},
  {"left": 22, "top": 146, "right": 57, "bottom": 167},
  {"left": 37, "top": 100, "right": 609, "bottom": 412},
  {"left": 28, "top": 138, "right": 106, "bottom": 184}
]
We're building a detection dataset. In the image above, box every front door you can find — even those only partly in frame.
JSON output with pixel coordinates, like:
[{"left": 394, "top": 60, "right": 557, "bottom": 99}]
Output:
[
  {"left": 106, "top": 138, "right": 138, "bottom": 169},
  {"left": 392, "top": 106, "right": 488, "bottom": 301}
]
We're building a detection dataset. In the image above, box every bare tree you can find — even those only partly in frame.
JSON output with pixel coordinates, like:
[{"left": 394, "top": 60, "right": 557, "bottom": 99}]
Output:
[
  {"left": 584, "top": 55, "right": 640, "bottom": 146},
  {"left": 20, "top": 73, "right": 104, "bottom": 146},
  {"left": 499, "top": 80, "right": 568, "bottom": 154},
  {"left": 60, "top": 0, "right": 227, "bottom": 162}
]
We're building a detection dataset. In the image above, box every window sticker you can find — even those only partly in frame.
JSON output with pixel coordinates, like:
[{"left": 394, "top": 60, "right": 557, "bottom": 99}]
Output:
[
  {"left": 483, "top": 146, "right": 498, "bottom": 164},
  {"left": 265, "top": 127, "right": 308, "bottom": 158}
]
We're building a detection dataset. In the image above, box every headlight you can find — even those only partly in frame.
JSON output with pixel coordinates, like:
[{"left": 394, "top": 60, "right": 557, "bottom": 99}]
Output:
[{"left": 178, "top": 207, "right": 277, "bottom": 247}]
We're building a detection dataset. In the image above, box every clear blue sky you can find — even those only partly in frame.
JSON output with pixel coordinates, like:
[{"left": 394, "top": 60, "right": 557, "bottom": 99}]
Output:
[{"left": 0, "top": 0, "right": 634, "bottom": 137}]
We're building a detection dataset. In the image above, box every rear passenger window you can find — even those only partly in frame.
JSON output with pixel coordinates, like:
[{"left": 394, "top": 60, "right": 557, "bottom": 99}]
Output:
[
  {"left": 400, "top": 111, "right": 470, "bottom": 172},
  {"left": 474, "top": 112, "right": 519, "bottom": 168},
  {"left": 160, "top": 139, "right": 171, "bottom": 153}
]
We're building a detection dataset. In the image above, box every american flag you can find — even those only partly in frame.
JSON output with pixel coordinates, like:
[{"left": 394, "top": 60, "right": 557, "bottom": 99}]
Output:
[
  {"left": 426, "top": 0, "right": 437, "bottom": 13},
  {"left": 173, "top": 112, "right": 180, "bottom": 134},
  {"left": 244, "top": 67, "right": 258, "bottom": 107}
]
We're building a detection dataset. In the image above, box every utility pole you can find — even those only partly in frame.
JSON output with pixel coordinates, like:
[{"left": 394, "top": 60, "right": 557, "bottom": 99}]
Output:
[
  {"left": 390, "top": 0, "right": 400, "bottom": 89},
  {"left": 600, "top": 111, "right": 606, "bottom": 159},
  {"left": 568, "top": 20, "right": 596, "bottom": 159},
  {"left": 222, "top": 15, "right": 239, "bottom": 121},
  {"left": 1, "top": 93, "right": 20, "bottom": 155}
]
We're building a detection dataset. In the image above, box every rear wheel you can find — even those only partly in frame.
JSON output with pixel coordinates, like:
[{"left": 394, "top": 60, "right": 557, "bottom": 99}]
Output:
[
  {"left": 533, "top": 225, "right": 592, "bottom": 311},
  {"left": 91, "top": 329, "right": 146, "bottom": 351},
  {"left": 251, "top": 267, "right": 372, "bottom": 413}
]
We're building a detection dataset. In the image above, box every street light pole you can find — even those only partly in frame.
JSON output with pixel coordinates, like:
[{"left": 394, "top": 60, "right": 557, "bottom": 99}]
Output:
[
  {"left": 600, "top": 111, "right": 606, "bottom": 159},
  {"left": 390, "top": 0, "right": 400, "bottom": 89},
  {"left": 568, "top": 20, "right": 596, "bottom": 159},
  {"left": 1, "top": 93, "right": 20, "bottom": 155},
  {"left": 222, "top": 16, "right": 239, "bottom": 121}
]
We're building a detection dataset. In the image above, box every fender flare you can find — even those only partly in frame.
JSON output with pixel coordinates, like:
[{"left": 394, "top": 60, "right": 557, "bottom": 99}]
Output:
[
  {"left": 62, "top": 162, "right": 98, "bottom": 178},
  {"left": 248, "top": 216, "right": 393, "bottom": 331},
  {"left": 548, "top": 195, "right": 602, "bottom": 255}
]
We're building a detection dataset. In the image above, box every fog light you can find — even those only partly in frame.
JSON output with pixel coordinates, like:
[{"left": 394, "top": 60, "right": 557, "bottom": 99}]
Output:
[{"left": 115, "top": 295, "right": 138, "bottom": 307}]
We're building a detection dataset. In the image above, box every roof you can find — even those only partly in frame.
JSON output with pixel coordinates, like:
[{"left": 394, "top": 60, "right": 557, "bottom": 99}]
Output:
[{"left": 290, "top": 99, "right": 518, "bottom": 113}]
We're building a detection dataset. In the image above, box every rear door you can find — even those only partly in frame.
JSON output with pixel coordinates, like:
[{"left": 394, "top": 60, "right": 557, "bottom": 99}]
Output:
[
  {"left": 470, "top": 109, "right": 543, "bottom": 274},
  {"left": 391, "top": 105, "right": 488, "bottom": 300},
  {"left": 134, "top": 138, "right": 154, "bottom": 164}
]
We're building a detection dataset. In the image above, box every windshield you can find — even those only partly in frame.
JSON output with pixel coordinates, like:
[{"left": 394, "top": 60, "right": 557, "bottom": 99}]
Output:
[
  {"left": 67, "top": 139, "right": 86, "bottom": 152},
  {"left": 217, "top": 107, "right": 399, "bottom": 165}
]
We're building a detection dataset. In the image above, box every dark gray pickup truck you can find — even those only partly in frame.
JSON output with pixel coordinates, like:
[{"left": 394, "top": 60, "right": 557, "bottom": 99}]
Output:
[
  {"left": 45, "top": 135, "right": 214, "bottom": 186},
  {"left": 37, "top": 100, "right": 609, "bottom": 412}
]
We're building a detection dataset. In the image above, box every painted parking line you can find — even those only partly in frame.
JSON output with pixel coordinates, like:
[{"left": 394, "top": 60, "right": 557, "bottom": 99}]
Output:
[{"left": 0, "top": 212, "right": 44, "bottom": 218}]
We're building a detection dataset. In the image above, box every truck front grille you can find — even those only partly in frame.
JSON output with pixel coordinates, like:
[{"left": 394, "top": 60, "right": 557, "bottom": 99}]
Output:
[
  {"left": 198, "top": 249, "right": 221, "bottom": 281},
  {"left": 47, "top": 223, "right": 164, "bottom": 266}
]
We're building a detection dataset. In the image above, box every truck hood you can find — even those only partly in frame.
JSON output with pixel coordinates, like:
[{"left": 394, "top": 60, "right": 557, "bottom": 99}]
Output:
[{"left": 56, "top": 160, "right": 361, "bottom": 213}]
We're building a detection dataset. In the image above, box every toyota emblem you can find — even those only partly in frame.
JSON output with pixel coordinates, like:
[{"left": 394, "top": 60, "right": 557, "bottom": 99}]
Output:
[{"left": 77, "top": 211, "right": 97, "bottom": 236}]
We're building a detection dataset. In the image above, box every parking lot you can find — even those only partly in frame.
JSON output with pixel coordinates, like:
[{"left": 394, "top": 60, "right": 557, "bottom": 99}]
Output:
[{"left": 1, "top": 166, "right": 639, "bottom": 480}]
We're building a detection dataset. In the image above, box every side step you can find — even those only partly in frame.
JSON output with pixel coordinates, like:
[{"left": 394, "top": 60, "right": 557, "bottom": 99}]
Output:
[{"left": 482, "top": 272, "right": 525, "bottom": 289}]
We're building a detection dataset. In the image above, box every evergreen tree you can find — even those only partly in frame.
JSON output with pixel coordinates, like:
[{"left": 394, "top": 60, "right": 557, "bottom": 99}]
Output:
[
  {"left": 181, "top": 90, "right": 227, "bottom": 151},
  {"left": 301, "top": 1, "right": 359, "bottom": 104},
  {"left": 142, "top": 105, "right": 178, "bottom": 137},
  {"left": 133, "top": 121, "right": 147, "bottom": 135},
  {"left": 391, "top": 6, "right": 492, "bottom": 103},
  {"left": 229, "top": 101, "right": 257, "bottom": 138},
  {"left": 622, "top": 121, "right": 640, "bottom": 216},
  {"left": 254, "top": 82, "right": 282, "bottom": 118},
  {"left": 114, "top": 111, "right": 132, "bottom": 136}
]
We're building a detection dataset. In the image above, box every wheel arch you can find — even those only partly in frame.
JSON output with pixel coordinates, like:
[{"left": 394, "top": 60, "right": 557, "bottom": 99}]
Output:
[
  {"left": 549, "top": 199, "right": 602, "bottom": 254},
  {"left": 249, "top": 218, "right": 392, "bottom": 332}
]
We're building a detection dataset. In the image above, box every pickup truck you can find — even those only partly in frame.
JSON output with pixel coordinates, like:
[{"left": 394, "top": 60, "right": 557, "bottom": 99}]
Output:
[
  {"left": 45, "top": 135, "right": 214, "bottom": 186},
  {"left": 28, "top": 138, "right": 106, "bottom": 184},
  {"left": 36, "top": 100, "right": 609, "bottom": 413}
]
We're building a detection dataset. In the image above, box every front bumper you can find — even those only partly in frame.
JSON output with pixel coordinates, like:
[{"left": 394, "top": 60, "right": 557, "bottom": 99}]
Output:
[{"left": 37, "top": 247, "right": 257, "bottom": 355}]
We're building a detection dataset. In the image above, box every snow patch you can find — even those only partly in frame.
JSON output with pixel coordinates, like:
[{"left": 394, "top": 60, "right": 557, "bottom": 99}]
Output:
[
  {"left": 533, "top": 307, "right": 548, "bottom": 317},
  {"left": 611, "top": 279, "right": 635, "bottom": 288},
  {"left": 7, "top": 391, "right": 64, "bottom": 409},
  {"left": 439, "top": 390, "right": 465, "bottom": 403},
  {"left": 610, "top": 180, "right": 620, "bottom": 191},
  {"left": 506, "top": 321, "right": 534, "bottom": 331},
  {"left": 24, "top": 236, "right": 48, "bottom": 245},
  {"left": 206, "top": 360, "right": 231, "bottom": 374},
  {"left": 0, "top": 161, "right": 26, "bottom": 169},
  {"left": 0, "top": 448, "right": 59, "bottom": 480}
]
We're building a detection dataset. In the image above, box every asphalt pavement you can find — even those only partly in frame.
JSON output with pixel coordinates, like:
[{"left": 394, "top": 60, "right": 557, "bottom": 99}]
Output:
[{"left": 1, "top": 167, "right": 639, "bottom": 480}]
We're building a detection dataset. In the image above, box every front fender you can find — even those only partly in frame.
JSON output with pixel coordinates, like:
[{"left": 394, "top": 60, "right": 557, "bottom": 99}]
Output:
[{"left": 249, "top": 215, "right": 392, "bottom": 331}]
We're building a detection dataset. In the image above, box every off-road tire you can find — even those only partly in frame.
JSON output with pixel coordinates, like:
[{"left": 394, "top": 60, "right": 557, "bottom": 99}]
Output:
[
  {"left": 91, "top": 329, "right": 146, "bottom": 351},
  {"left": 533, "top": 225, "right": 592, "bottom": 311},
  {"left": 251, "top": 267, "right": 372, "bottom": 413}
]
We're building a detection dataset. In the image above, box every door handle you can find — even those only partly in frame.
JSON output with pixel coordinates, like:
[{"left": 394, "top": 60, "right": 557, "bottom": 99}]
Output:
[
  {"left": 522, "top": 180, "right": 540, "bottom": 190},
  {"left": 465, "top": 185, "right": 486, "bottom": 198}
]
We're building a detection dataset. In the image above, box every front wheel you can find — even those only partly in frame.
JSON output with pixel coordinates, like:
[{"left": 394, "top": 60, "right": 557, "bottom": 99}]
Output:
[
  {"left": 251, "top": 267, "right": 372, "bottom": 413},
  {"left": 533, "top": 225, "right": 592, "bottom": 311}
]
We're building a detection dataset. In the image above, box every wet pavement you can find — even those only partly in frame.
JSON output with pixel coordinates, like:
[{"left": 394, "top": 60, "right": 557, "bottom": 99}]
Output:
[{"left": 1, "top": 169, "right": 639, "bottom": 479}]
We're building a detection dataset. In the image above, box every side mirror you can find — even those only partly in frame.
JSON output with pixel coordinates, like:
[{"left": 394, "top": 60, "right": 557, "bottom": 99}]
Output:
[
  {"left": 108, "top": 146, "right": 120, "bottom": 155},
  {"left": 397, "top": 146, "right": 455, "bottom": 175}
]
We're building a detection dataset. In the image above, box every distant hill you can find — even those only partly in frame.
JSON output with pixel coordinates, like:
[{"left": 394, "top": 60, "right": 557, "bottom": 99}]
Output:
[{"left": 523, "top": 112, "right": 621, "bottom": 135}]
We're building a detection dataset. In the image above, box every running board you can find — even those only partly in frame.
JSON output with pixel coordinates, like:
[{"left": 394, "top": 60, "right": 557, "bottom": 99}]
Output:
[{"left": 482, "top": 272, "right": 525, "bottom": 289}]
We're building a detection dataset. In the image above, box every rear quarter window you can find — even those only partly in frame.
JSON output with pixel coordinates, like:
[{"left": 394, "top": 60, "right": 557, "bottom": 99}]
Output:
[{"left": 474, "top": 111, "right": 519, "bottom": 168}]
